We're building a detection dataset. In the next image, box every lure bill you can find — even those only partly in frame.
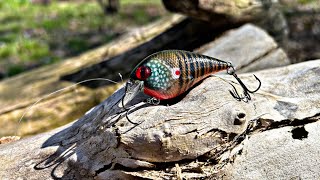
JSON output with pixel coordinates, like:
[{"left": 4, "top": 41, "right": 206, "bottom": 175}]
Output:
[
  {"left": 121, "top": 80, "right": 143, "bottom": 106},
  {"left": 127, "top": 50, "right": 261, "bottom": 102}
]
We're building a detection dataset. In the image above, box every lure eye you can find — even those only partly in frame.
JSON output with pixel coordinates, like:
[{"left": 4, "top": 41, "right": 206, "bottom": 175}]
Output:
[{"left": 135, "top": 66, "right": 151, "bottom": 80}]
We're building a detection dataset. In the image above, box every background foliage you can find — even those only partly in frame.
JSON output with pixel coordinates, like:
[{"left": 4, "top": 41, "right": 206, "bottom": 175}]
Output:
[{"left": 0, "top": 0, "right": 167, "bottom": 78}]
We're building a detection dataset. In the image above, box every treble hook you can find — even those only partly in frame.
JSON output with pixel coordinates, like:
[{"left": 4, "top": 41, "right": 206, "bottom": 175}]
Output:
[
  {"left": 121, "top": 81, "right": 139, "bottom": 125},
  {"left": 227, "top": 65, "right": 261, "bottom": 102}
]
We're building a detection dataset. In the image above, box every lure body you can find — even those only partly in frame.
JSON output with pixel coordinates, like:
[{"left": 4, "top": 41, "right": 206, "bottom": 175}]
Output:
[{"left": 130, "top": 50, "right": 231, "bottom": 100}]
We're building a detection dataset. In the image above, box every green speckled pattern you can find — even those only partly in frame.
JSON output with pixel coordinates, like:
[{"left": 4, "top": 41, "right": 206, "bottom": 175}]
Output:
[{"left": 144, "top": 59, "right": 171, "bottom": 89}]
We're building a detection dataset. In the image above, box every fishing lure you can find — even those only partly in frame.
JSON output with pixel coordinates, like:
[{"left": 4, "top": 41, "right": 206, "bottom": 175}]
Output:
[
  {"left": 124, "top": 50, "right": 261, "bottom": 105},
  {"left": 17, "top": 50, "right": 261, "bottom": 132}
]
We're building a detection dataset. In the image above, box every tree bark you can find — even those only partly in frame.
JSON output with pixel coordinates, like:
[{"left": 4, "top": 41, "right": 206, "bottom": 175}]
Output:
[{"left": 1, "top": 59, "right": 319, "bottom": 179}]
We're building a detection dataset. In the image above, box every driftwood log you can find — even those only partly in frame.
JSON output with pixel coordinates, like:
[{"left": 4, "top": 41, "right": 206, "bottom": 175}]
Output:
[
  {"left": 162, "top": 0, "right": 288, "bottom": 40},
  {"left": 1, "top": 58, "right": 319, "bottom": 179},
  {"left": 162, "top": 0, "right": 270, "bottom": 23}
]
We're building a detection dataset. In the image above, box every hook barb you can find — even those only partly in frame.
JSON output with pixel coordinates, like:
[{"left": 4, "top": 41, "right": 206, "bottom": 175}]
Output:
[{"left": 227, "top": 65, "right": 261, "bottom": 102}]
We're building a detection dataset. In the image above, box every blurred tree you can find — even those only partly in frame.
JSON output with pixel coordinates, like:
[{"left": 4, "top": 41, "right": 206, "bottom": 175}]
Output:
[{"left": 97, "top": 0, "right": 120, "bottom": 14}]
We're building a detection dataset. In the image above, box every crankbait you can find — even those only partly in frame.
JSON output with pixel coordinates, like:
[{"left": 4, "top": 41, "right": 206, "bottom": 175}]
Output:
[
  {"left": 17, "top": 50, "right": 261, "bottom": 132},
  {"left": 124, "top": 50, "right": 261, "bottom": 105}
]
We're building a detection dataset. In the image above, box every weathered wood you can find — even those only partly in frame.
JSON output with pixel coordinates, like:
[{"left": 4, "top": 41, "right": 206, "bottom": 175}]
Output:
[
  {"left": 0, "top": 136, "right": 20, "bottom": 144},
  {"left": 162, "top": 0, "right": 289, "bottom": 42},
  {"left": 224, "top": 120, "right": 320, "bottom": 179},
  {"left": 0, "top": 15, "right": 185, "bottom": 137},
  {"left": 162, "top": 0, "right": 267, "bottom": 23},
  {"left": 1, "top": 59, "right": 319, "bottom": 179},
  {"left": 197, "top": 24, "right": 290, "bottom": 72}
]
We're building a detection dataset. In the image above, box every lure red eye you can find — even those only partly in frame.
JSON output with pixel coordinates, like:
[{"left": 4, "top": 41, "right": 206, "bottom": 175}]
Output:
[{"left": 136, "top": 66, "right": 151, "bottom": 80}]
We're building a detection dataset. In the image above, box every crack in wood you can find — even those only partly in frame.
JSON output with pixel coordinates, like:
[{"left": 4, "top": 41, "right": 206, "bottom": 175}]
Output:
[{"left": 253, "top": 113, "right": 320, "bottom": 133}]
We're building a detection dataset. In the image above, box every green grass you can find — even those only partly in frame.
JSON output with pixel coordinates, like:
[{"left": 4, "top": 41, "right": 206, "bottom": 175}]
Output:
[{"left": 0, "top": 0, "right": 167, "bottom": 77}]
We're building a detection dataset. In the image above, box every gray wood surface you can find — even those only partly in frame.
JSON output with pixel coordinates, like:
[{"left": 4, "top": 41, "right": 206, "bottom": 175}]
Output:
[{"left": 1, "top": 58, "right": 319, "bottom": 179}]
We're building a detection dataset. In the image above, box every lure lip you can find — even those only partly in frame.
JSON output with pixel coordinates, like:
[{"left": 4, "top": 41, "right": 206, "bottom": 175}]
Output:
[
  {"left": 122, "top": 79, "right": 144, "bottom": 105},
  {"left": 127, "top": 78, "right": 144, "bottom": 92}
]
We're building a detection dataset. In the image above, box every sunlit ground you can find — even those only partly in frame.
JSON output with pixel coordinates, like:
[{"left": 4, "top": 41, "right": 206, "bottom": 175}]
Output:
[{"left": 0, "top": 0, "right": 168, "bottom": 78}]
